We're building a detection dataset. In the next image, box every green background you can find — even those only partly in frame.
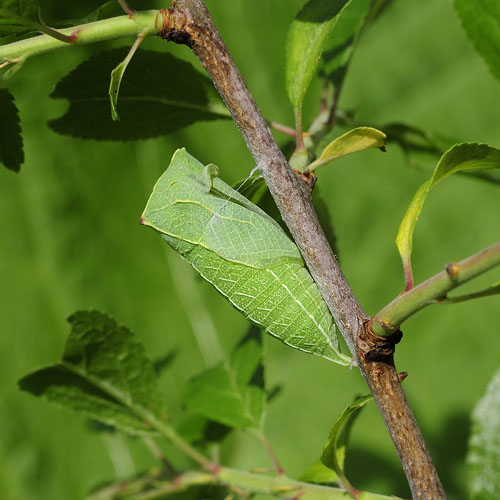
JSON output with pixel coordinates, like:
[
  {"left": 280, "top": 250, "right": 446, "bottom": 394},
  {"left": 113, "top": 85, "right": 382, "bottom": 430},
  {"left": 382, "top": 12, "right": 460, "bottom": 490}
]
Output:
[{"left": 1, "top": 0, "right": 500, "bottom": 498}]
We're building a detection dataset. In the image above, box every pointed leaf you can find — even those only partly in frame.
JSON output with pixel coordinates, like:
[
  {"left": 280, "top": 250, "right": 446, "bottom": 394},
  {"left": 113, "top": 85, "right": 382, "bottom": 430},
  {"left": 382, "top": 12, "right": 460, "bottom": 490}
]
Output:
[
  {"left": 49, "top": 48, "right": 230, "bottom": 140},
  {"left": 467, "top": 367, "right": 500, "bottom": 499},
  {"left": 182, "top": 328, "right": 266, "bottom": 430},
  {"left": 455, "top": 0, "right": 500, "bottom": 83},
  {"left": 0, "top": 0, "right": 40, "bottom": 36},
  {"left": 0, "top": 88, "right": 23, "bottom": 171},
  {"left": 109, "top": 32, "right": 147, "bottom": 121},
  {"left": 320, "top": 0, "right": 372, "bottom": 89},
  {"left": 321, "top": 395, "right": 372, "bottom": 474},
  {"left": 285, "top": 0, "right": 350, "bottom": 112},
  {"left": 396, "top": 143, "right": 500, "bottom": 289},
  {"left": 308, "top": 126, "right": 386, "bottom": 172},
  {"left": 19, "top": 311, "right": 168, "bottom": 436}
]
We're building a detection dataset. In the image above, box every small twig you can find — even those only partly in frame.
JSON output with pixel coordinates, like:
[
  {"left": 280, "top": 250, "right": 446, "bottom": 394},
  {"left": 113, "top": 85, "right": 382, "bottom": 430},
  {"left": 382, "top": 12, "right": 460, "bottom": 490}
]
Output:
[
  {"left": 119, "top": 0, "right": 136, "bottom": 18},
  {"left": 38, "top": 24, "right": 79, "bottom": 44},
  {"left": 268, "top": 121, "right": 297, "bottom": 138},
  {"left": 326, "top": 83, "right": 342, "bottom": 128},
  {"left": 0, "top": 57, "right": 20, "bottom": 70},
  {"left": 256, "top": 431, "right": 284, "bottom": 475},
  {"left": 143, "top": 436, "right": 177, "bottom": 475},
  {"left": 372, "top": 241, "right": 500, "bottom": 336}
]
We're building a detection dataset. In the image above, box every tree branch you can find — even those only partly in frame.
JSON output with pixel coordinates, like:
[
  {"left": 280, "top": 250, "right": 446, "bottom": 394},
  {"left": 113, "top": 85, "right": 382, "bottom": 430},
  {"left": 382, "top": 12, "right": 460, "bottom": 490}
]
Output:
[
  {"left": 160, "top": 1, "right": 446, "bottom": 498},
  {"left": 372, "top": 241, "right": 500, "bottom": 336},
  {"left": 0, "top": 11, "right": 159, "bottom": 64}
]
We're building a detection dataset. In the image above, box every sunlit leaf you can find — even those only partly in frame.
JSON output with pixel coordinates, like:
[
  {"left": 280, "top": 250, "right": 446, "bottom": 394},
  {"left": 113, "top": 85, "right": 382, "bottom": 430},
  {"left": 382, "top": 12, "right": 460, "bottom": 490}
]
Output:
[
  {"left": 182, "top": 328, "right": 266, "bottom": 430},
  {"left": 49, "top": 48, "right": 230, "bottom": 140},
  {"left": 308, "top": 126, "right": 386, "bottom": 172},
  {"left": 455, "top": 0, "right": 500, "bottom": 83},
  {"left": 19, "top": 311, "right": 168, "bottom": 436},
  {"left": 285, "top": 0, "right": 350, "bottom": 113},
  {"left": 0, "top": 87, "right": 23, "bottom": 171},
  {"left": 467, "top": 367, "right": 500, "bottom": 499},
  {"left": 396, "top": 143, "right": 500, "bottom": 290}
]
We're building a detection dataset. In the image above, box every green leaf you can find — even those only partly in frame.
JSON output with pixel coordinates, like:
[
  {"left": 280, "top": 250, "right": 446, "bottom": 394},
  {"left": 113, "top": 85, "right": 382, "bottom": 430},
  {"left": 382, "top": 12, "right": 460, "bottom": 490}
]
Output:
[
  {"left": 384, "top": 122, "right": 500, "bottom": 185},
  {"left": 321, "top": 394, "right": 372, "bottom": 493},
  {"left": 396, "top": 143, "right": 500, "bottom": 289},
  {"left": 49, "top": 48, "right": 230, "bottom": 140},
  {"left": 109, "top": 33, "right": 146, "bottom": 121},
  {"left": 320, "top": 0, "right": 372, "bottom": 89},
  {"left": 467, "top": 367, "right": 500, "bottom": 499},
  {"left": 0, "top": 88, "right": 23, "bottom": 171},
  {"left": 285, "top": 0, "right": 350, "bottom": 112},
  {"left": 182, "top": 328, "right": 266, "bottom": 430},
  {"left": 19, "top": 311, "right": 168, "bottom": 436},
  {"left": 300, "top": 459, "right": 338, "bottom": 484},
  {"left": 455, "top": 0, "right": 500, "bottom": 83},
  {"left": 308, "top": 126, "right": 386, "bottom": 172},
  {"left": 0, "top": 0, "right": 40, "bottom": 36}
]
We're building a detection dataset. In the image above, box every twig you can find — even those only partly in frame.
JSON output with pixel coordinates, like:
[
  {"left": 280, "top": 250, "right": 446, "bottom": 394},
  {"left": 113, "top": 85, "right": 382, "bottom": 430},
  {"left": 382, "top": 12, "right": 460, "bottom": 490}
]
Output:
[
  {"left": 159, "top": 1, "right": 446, "bottom": 498},
  {"left": 126, "top": 467, "right": 402, "bottom": 500},
  {"left": 372, "top": 241, "right": 500, "bottom": 336},
  {"left": 268, "top": 121, "right": 297, "bottom": 138},
  {"left": 0, "top": 11, "right": 159, "bottom": 63}
]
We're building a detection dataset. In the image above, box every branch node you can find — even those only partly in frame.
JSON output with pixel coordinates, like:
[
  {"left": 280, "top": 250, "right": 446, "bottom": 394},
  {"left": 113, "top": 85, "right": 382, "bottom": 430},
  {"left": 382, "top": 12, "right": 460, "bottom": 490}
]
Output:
[
  {"left": 445, "top": 262, "right": 459, "bottom": 280},
  {"left": 359, "top": 319, "right": 403, "bottom": 362},
  {"left": 158, "top": 7, "right": 194, "bottom": 47},
  {"left": 293, "top": 169, "right": 317, "bottom": 192}
]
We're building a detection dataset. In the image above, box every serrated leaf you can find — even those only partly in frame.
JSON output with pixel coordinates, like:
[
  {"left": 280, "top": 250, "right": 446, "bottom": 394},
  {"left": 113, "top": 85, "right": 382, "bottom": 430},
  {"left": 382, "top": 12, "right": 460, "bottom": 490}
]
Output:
[
  {"left": 182, "top": 328, "right": 266, "bottom": 431},
  {"left": 19, "top": 311, "right": 168, "bottom": 436},
  {"left": 321, "top": 395, "right": 372, "bottom": 483},
  {"left": 308, "top": 127, "right": 386, "bottom": 172},
  {"left": 455, "top": 0, "right": 500, "bottom": 83},
  {"left": 285, "top": 0, "right": 350, "bottom": 112},
  {"left": 467, "top": 367, "right": 500, "bottom": 499},
  {"left": 0, "top": 0, "right": 40, "bottom": 36},
  {"left": 49, "top": 48, "right": 230, "bottom": 140},
  {"left": 320, "top": 0, "right": 371, "bottom": 89},
  {"left": 0, "top": 87, "right": 23, "bottom": 171},
  {"left": 396, "top": 143, "right": 500, "bottom": 289}
]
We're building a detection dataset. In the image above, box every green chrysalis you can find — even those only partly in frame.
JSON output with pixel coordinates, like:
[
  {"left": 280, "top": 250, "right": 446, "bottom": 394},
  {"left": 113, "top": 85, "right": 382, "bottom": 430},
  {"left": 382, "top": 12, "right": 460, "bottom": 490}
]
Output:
[{"left": 141, "top": 148, "right": 350, "bottom": 365}]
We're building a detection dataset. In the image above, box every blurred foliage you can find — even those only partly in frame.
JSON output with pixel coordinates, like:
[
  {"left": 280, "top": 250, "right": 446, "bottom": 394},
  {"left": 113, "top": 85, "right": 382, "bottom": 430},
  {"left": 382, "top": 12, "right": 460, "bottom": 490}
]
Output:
[{"left": 1, "top": 0, "right": 500, "bottom": 499}]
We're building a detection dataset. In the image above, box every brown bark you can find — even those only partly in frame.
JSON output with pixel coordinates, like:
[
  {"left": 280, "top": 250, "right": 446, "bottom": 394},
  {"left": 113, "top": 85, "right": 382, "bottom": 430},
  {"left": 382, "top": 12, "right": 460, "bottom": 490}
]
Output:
[{"left": 160, "top": 2, "right": 446, "bottom": 498}]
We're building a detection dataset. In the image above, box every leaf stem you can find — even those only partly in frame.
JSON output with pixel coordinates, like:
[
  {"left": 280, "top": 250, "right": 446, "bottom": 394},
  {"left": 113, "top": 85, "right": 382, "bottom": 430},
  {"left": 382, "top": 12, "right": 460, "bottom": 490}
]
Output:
[
  {"left": 256, "top": 431, "right": 284, "bottom": 475},
  {"left": 372, "top": 241, "right": 500, "bottom": 336},
  {"left": 0, "top": 11, "right": 159, "bottom": 65},
  {"left": 268, "top": 121, "right": 297, "bottom": 138},
  {"left": 152, "top": 419, "right": 216, "bottom": 472}
]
